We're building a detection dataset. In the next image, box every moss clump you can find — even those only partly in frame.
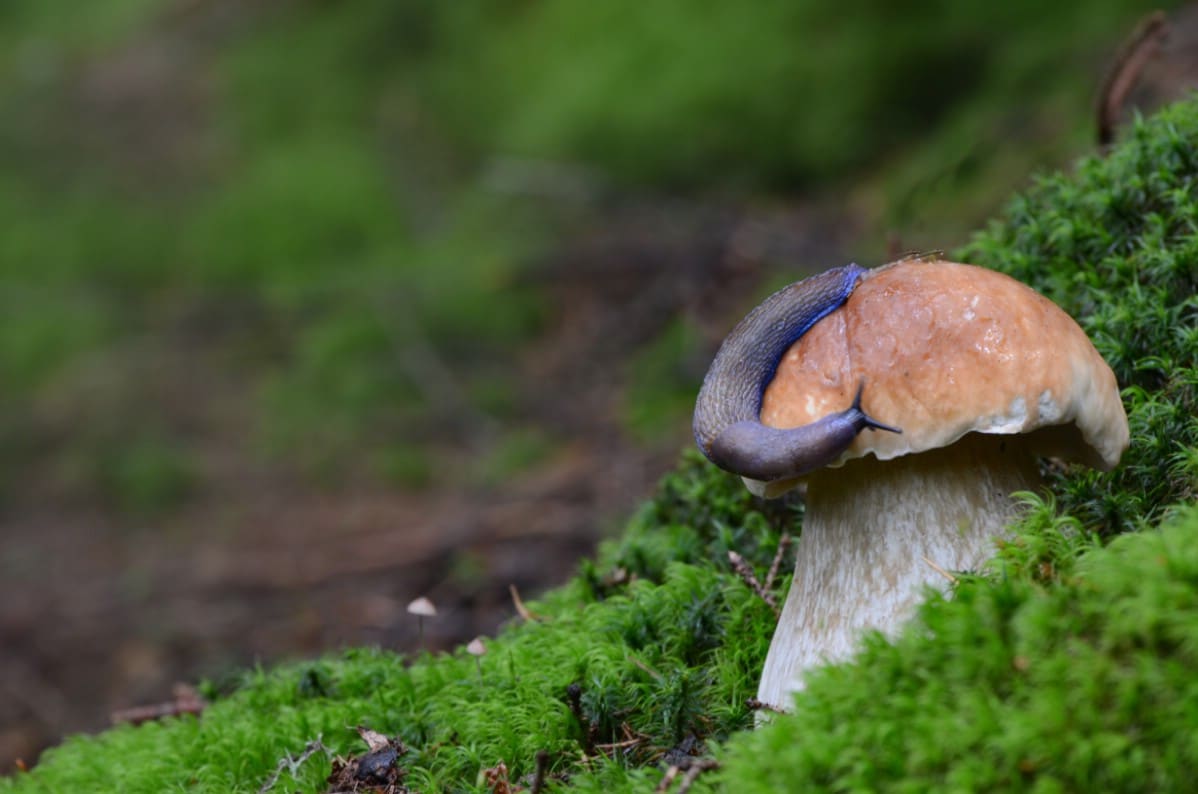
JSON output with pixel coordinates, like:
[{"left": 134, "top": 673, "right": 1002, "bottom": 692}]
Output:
[
  {"left": 963, "top": 104, "right": 1198, "bottom": 533},
  {"left": 707, "top": 505, "right": 1198, "bottom": 793},
  {"left": 1, "top": 468, "right": 785, "bottom": 792},
  {"left": 8, "top": 97, "right": 1198, "bottom": 794},
  {"left": 702, "top": 95, "right": 1198, "bottom": 794}
]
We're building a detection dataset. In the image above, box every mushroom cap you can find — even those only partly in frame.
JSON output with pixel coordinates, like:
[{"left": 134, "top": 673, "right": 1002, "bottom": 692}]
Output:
[
  {"left": 406, "top": 596, "right": 438, "bottom": 618},
  {"left": 760, "top": 260, "right": 1129, "bottom": 472}
]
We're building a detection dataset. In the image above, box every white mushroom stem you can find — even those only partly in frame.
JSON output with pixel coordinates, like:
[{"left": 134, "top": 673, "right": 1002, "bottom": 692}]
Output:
[{"left": 756, "top": 433, "right": 1042, "bottom": 711}]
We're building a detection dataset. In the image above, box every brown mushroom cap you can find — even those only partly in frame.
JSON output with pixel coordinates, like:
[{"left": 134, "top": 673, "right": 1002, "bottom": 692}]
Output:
[{"left": 760, "top": 260, "right": 1129, "bottom": 471}]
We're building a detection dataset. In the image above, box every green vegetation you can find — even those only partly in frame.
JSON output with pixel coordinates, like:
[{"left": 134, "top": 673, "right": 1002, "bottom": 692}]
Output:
[
  {"left": 964, "top": 109, "right": 1198, "bottom": 531},
  {"left": 0, "top": 0, "right": 1169, "bottom": 515},
  {"left": 623, "top": 318, "right": 707, "bottom": 444},
  {"left": 0, "top": 454, "right": 788, "bottom": 793},
  {"left": 430, "top": 0, "right": 1154, "bottom": 187},
  {"left": 0, "top": 0, "right": 162, "bottom": 55},
  {"left": 710, "top": 505, "right": 1198, "bottom": 792},
  {"left": 8, "top": 96, "right": 1198, "bottom": 792}
]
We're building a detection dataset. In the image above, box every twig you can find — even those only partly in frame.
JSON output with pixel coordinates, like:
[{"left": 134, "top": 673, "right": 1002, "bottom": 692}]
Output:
[
  {"left": 1097, "top": 11, "right": 1169, "bottom": 146},
  {"left": 111, "top": 684, "right": 206, "bottom": 726},
  {"left": 745, "top": 697, "right": 786, "bottom": 715},
  {"left": 655, "top": 766, "right": 680, "bottom": 792},
  {"left": 728, "top": 551, "right": 779, "bottom": 617},
  {"left": 257, "top": 737, "right": 330, "bottom": 794},
  {"left": 530, "top": 749, "right": 550, "bottom": 794},
  {"left": 595, "top": 721, "right": 650, "bottom": 758},
  {"left": 566, "top": 683, "right": 597, "bottom": 757},
  {"left": 763, "top": 533, "right": 793, "bottom": 592},
  {"left": 921, "top": 555, "right": 959, "bottom": 585},
  {"left": 658, "top": 758, "right": 720, "bottom": 793},
  {"left": 627, "top": 652, "right": 666, "bottom": 682},
  {"left": 594, "top": 736, "right": 646, "bottom": 752},
  {"left": 677, "top": 759, "right": 719, "bottom": 793},
  {"left": 509, "top": 583, "right": 542, "bottom": 622}
]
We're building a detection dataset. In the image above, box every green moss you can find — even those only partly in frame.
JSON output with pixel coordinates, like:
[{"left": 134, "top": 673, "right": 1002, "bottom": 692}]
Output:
[
  {"left": 2, "top": 556, "right": 776, "bottom": 792},
  {"left": 697, "top": 92, "right": 1198, "bottom": 794},
  {"left": 706, "top": 507, "right": 1198, "bottom": 793},
  {"left": 963, "top": 99, "right": 1198, "bottom": 532}
]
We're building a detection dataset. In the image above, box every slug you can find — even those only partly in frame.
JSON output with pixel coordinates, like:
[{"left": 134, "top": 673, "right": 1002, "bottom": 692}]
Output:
[{"left": 692, "top": 264, "right": 900, "bottom": 483}]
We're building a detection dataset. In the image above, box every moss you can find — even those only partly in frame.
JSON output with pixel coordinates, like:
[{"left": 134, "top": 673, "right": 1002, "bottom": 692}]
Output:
[
  {"left": 9, "top": 86, "right": 1198, "bottom": 794},
  {"left": 699, "top": 94, "right": 1198, "bottom": 794},
  {"left": 1, "top": 560, "right": 776, "bottom": 792},
  {"left": 963, "top": 99, "right": 1198, "bottom": 532},
  {"left": 706, "top": 506, "right": 1198, "bottom": 793}
]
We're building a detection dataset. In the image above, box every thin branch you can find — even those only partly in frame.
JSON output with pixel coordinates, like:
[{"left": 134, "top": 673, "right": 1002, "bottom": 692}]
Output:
[
  {"left": 763, "top": 533, "right": 793, "bottom": 593},
  {"left": 745, "top": 697, "right": 786, "bottom": 715},
  {"left": 921, "top": 555, "right": 959, "bottom": 585},
  {"left": 677, "top": 759, "right": 719, "bottom": 793},
  {"left": 658, "top": 758, "right": 720, "bottom": 793},
  {"left": 256, "top": 737, "right": 330, "bottom": 794},
  {"left": 509, "top": 583, "right": 543, "bottom": 622},
  {"left": 530, "top": 749, "right": 550, "bottom": 794},
  {"left": 1097, "top": 11, "right": 1169, "bottom": 146},
  {"left": 655, "top": 766, "right": 681, "bottom": 792},
  {"left": 111, "top": 684, "right": 205, "bottom": 726},
  {"left": 594, "top": 736, "right": 646, "bottom": 752},
  {"left": 728, "top": 551, "right": 779, "bottom": 617},
  {"left": 566, "top": 684, "right": 597, "bottom": 757},
  {"left": 627, "top": 652, "right": 666, "bottom": 682}
]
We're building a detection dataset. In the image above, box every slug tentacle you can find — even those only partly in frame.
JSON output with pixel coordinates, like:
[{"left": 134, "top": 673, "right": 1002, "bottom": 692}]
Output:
[
  {"left": 849, "top": 380, "right": 902, "bottom": 435},
  {"left": 693, "top": 265, "right": 900, "bottom": 484}
]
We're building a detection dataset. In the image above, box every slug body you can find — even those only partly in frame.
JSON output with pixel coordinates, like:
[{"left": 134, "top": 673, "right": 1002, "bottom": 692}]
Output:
[{"left": 693, "top": 264, "right": 899, "bottom": 484}]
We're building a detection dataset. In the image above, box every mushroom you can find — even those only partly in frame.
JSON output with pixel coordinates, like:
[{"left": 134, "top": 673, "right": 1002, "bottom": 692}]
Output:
[
  {"left": 406, "top": 597, "right": 438, "bottom": 647},
  {"left": 694, "top": 259, "right": 1128, "bottom": 710}
]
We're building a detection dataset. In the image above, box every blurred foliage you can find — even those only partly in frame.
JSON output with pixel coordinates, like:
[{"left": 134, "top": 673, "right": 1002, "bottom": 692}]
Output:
[
  {"left": 94, "top": 432, "right": 197, "bottom": 516},
  {"left": 0, "top": 0, "right": 1170, "bottom": 518},
  {"left": 623, "top": 318, "right": 707, "bottom": 444},
  {"left": 428, "top": 0, "right": 1159, "bottom": 187},
  {"left": 0, "top": 0, "right": 161, "bottom": 55}
]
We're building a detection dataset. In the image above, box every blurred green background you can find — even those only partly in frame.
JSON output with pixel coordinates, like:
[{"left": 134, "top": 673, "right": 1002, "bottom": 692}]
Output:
[{"left": 0, "top": 0, "right": 1179, "bottom": 768}]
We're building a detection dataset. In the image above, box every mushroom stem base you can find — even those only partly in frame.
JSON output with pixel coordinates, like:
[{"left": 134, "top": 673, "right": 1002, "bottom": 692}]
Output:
[{"left": 756, "top": 433, "right": 1041, "bottom": 711}]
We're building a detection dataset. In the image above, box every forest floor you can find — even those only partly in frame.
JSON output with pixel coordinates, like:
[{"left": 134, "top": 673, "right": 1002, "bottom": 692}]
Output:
[
  {"left": 0, "top": 5, "right": 869, "bottom": 765},
  {"left": 3, "top": 0, "right": 1179, "bottom": 772}
]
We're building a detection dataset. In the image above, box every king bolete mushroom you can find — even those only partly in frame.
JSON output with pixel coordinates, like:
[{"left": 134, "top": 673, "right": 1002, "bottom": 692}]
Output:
[{"left": 694, "top": 258, "right": 1128, "bottom": 710}]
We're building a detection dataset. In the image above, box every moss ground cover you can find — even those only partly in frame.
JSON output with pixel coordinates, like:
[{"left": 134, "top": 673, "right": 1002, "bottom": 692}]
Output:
[
  {"left": 706, "top": 96, "right": 1198, "bottom": 792},
  {"left": 6, "top": 96, "right": 1198, "bottom": 792}
]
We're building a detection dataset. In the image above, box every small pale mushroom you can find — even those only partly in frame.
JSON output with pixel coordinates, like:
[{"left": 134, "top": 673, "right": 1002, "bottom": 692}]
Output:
[
  {"left": 407, "top": 596, "right": 438, "bottom": 646},
  {"left": 466, "top": 637, "right": 487, "bottom": 681},
  {"left": 694, "top": 259, "right": 1128, "bottom": 710}
]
